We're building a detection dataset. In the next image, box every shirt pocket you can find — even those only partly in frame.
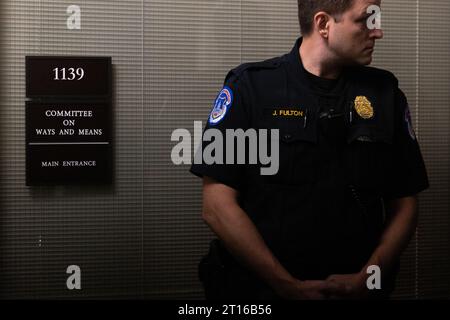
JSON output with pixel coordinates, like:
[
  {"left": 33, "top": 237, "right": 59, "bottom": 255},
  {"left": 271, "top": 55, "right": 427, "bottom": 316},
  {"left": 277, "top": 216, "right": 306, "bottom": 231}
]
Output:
[
  {"left": 259, "top": 107, "right": 318, "bottom": 186},
  {"left": 345, "top": 127, "right": 394, "bottom": 192}
]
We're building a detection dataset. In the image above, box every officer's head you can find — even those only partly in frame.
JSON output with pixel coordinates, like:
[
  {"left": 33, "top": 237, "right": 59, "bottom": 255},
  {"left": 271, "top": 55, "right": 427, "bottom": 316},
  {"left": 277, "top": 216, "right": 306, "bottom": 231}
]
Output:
[{"left": 298, "top": 0, "right": 383, "bottom": 66}]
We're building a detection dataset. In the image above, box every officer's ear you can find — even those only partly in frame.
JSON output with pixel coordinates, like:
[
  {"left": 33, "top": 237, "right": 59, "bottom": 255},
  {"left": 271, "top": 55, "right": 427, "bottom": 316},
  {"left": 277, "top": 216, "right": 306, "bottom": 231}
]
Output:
[{"left": 313, "top": 11, "right": 330, "bottom": 39}]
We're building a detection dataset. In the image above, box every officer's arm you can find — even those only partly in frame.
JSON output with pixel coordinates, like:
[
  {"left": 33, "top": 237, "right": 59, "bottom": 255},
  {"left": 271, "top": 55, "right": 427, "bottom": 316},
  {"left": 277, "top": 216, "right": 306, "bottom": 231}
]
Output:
[
  {"left": 362, "top": 87, "right": 428, "bottom": 276},
  {"left": 363, "top": 86, "right": 427, "bottom": 277},
  {"left": 202, "top": 177, "right": 294, "bottom": 292},
  {"left": 202, "top": 176, "right": 339, "bottom": 299},
  {"left": 362, "top": 196, "right": 418, "bottom": 276},
  {"left": 327, "top": 196, "right": 418, "bottom": 298}
]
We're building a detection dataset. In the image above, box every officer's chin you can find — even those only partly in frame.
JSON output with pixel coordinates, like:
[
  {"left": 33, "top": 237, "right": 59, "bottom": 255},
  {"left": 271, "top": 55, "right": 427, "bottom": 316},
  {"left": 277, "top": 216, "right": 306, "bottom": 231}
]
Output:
[
  {"left": 341, "top": 53, "right": 372, "bottom": 67},
  {"left": 354, "top": 55, "right": 373, "bottom": 66},
  {"left": 346, "top": 58, "right": 372, "bottom": 67}
]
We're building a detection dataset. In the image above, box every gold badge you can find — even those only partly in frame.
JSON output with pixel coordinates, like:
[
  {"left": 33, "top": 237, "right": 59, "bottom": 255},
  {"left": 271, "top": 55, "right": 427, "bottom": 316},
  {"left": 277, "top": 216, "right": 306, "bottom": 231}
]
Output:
[{"left": 354, "top": 96, "right": 374, "bottom": 119}]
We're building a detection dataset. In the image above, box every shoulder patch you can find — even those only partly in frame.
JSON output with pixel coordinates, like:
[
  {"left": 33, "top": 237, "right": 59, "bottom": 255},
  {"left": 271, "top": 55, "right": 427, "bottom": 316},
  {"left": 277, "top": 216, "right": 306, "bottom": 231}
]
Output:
[
  {"left": 208, "top": 86, "right": 233, "bottom": 125},
  {"left": 404, "top": 104, "right": 416, "bottom": 140}
]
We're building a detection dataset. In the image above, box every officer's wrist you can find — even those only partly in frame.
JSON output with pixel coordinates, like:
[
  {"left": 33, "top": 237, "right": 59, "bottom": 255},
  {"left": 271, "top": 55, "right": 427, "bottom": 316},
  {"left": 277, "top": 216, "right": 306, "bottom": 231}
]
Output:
[
  {"left": 356, "top": 269, "right": 369, "bottom": 286},
  {"left": 269, "top": 275, "right": 297, "bottom": 297}
]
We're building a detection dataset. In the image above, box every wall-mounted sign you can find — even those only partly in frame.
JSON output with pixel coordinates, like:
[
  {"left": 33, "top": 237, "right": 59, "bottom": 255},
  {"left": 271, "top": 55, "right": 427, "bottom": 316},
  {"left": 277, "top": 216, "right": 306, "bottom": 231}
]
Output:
[
  {"left": 26, "top": 56, "right": 111, "bottom": 98},
  {"left": 25, "top": 102, "right": 112, "bottom": 185},
  {"left": 26, "top": 144, "right": 111, "bottom": 185},
  {"left": 26, "top": 102, "right": 110, "bottom": 143},
  {"left": 25, "top": 56, "right": 112, "bottom": 185}
]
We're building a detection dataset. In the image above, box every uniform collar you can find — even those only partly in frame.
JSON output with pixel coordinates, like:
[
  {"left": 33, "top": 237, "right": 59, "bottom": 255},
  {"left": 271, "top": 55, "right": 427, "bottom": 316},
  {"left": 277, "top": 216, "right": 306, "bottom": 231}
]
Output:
[{"left": 287, "top": 37, "right": 348, "bottom": 97}]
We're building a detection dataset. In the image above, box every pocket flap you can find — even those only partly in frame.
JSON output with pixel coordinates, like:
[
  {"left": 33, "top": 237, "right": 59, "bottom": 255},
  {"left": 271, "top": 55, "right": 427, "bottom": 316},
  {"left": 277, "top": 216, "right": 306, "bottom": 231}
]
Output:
[
  {"left": 262, "top": 106, "right": 318, "bottom": 144},
  {"left": 347, "top": 124, "right": 393, "bottom": 144}
]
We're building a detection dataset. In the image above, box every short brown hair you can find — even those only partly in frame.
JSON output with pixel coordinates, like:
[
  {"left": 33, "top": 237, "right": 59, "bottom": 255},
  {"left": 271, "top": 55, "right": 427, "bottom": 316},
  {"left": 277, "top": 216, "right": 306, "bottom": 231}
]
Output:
[{"left": 298, "top": 0, "right": 355, "bottom": 36}]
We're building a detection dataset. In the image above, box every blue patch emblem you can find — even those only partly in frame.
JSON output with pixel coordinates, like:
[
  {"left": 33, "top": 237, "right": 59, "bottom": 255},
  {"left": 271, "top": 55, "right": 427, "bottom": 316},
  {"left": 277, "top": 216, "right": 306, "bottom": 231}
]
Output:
[
  {"left": 405, "top": 105, "right": 416, "bottom": 140},
  {"left": 208, "top": 86, "right": 233, "bottom": 125}
]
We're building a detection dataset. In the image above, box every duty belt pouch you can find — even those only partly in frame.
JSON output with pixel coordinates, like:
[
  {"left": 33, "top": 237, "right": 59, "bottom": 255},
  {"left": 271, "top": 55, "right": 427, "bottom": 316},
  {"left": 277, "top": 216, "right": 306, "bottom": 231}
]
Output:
[{"left": 198, "top": 239, "right": 227, "bottom": 299}]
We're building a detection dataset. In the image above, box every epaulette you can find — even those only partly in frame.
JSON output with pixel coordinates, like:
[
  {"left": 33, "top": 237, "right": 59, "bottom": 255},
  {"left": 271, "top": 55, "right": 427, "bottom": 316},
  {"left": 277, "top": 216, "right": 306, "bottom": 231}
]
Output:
[{"left": 224, "top": 57, "right": 282, "bottom": 83}]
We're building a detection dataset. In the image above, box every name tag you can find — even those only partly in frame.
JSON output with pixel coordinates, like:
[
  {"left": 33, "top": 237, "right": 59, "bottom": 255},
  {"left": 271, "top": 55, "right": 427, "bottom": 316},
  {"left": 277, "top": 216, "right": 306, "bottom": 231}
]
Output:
[{"left": 267, "top": 108, "right": 306, "bottom": 118}]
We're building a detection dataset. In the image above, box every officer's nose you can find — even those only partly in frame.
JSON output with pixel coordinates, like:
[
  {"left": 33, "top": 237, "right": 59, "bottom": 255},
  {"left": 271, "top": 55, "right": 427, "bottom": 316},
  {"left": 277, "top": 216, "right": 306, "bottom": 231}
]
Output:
[{"left": 371, "top": 28, "right": 383, "bottom": 40}]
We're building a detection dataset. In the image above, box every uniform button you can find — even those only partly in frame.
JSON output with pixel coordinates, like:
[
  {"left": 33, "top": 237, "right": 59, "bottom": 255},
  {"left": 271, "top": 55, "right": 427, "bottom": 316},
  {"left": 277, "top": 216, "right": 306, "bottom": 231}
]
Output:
[{"left": 283, "top": 133, "right": 292, "bottom": 140}]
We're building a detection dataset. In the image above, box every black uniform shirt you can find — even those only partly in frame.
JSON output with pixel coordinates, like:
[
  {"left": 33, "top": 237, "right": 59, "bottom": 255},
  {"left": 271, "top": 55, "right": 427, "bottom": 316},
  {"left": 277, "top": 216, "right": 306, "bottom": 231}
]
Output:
[{"left": 190, "top": 38, "right": 429, "bottom": 280}]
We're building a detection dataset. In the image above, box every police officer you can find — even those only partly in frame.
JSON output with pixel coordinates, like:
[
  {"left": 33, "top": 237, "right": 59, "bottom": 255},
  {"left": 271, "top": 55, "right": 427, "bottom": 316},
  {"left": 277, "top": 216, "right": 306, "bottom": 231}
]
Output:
[{"left": 191, "top": 0, "right": 429, "bottom": 299}]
